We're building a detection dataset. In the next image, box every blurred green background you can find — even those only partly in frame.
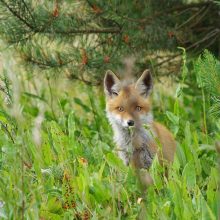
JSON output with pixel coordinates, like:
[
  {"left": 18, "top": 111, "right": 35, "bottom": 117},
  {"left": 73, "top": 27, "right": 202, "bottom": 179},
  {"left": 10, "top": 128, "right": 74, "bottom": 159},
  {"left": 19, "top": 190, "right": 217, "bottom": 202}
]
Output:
[{"left": 0, "top": 1, "right": 219, "bottom": 219}]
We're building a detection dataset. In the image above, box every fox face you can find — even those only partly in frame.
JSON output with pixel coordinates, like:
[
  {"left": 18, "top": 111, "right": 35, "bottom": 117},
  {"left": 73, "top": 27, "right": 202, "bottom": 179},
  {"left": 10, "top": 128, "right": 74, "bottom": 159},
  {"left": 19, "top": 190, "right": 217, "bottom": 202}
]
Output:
[{"left": 104, "top": 70, "right": 153, "bottom": 128}]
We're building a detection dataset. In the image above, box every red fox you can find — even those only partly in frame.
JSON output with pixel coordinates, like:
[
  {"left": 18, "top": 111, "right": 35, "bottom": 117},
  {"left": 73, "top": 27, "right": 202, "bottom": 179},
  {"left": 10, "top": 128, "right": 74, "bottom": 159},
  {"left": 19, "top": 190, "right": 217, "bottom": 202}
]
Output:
[{"left": 104, "top": 69, "right": 176, "bottom": 170}]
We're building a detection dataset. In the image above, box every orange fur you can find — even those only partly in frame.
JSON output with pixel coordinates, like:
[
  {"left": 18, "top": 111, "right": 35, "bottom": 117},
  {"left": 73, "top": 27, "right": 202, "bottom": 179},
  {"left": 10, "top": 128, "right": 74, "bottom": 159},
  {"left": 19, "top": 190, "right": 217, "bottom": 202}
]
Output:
[
  {"left": 107, "top": 85, "right": 151, "bottom": 121},
  {"left": 152, "top": 122, "right": 176, "bottom": 164}
]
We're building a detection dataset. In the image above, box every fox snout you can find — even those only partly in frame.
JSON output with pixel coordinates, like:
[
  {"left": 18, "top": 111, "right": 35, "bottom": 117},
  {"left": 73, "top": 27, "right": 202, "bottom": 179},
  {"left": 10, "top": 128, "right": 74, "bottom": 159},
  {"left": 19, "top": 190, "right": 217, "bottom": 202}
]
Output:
[
  {"left": 127, "top": 120, "right": 134, "bottom": 126},
  {"left": 121, "top": 117, "right": 135, "bottom": 128},
  {"left": 108, "top": 112, "right": 150, "bottom": 128},
  {"left": 107, "top": 111, "right": 136, "bottom": 128}
]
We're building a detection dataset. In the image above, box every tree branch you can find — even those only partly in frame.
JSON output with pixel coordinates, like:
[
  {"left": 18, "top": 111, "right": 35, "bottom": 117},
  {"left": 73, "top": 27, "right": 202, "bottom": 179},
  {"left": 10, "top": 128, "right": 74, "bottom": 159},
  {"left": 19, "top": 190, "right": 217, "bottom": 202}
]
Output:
[
  {"left": 175, "top": 5, "right": 209, "bottom": 30},
  {"left": 20, "top": 0, "right": 36, "bottom": 24},
  {"left": 44, "top": 28, "right": 121, "bottom": 35},
  {"left": 1, "top": 0, "right": 121, "bottom": 36},
  {"left": 0, "top": 0, "right": 34, "bottom": 30},
  {"left": 119, "top": 1, "right": 214, "bottom": 24},
  {"left": 186, "top": 28, "right": 220, "bottom": 51}
]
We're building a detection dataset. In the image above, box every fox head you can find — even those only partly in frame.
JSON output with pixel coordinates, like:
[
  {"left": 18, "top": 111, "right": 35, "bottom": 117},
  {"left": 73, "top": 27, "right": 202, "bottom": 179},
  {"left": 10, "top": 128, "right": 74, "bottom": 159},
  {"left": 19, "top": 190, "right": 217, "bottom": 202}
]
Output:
[{"left": 104, "top": 69, "right": 153, "bottom": 128}]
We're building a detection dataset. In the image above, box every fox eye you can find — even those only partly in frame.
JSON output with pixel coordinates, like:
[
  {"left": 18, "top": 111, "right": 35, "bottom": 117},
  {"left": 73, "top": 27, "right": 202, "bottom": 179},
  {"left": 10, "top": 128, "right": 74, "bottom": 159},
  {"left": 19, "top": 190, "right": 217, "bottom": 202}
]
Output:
[
  {"left": 136, "top": 106, "right": 142, "bottom": 111},
  {"left": 118, "top": 106, "right": 124, "bottom": 112}
]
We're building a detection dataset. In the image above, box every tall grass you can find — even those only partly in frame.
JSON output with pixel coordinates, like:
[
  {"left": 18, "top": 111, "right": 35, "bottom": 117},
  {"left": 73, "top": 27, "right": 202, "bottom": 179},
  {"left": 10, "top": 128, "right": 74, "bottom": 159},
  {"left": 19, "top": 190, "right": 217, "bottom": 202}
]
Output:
[{"left": 0, "top": 52, "right": 219, "bottom": 219}]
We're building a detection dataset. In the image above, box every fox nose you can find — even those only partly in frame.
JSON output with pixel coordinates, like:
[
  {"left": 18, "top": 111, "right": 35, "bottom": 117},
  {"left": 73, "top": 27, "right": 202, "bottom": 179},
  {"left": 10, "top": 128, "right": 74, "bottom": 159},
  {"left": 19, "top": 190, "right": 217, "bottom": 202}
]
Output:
[{"left": 127, "top": 120, "right": 134, "bottom": 126}]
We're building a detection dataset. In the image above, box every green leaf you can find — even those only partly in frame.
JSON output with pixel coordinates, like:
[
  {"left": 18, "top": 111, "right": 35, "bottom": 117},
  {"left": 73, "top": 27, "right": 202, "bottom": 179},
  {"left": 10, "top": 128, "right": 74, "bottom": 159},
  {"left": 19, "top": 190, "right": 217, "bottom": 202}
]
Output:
[
  {"left": 200, "top": 193, "right": 216, "bottom": 220},
  {"left": 23, "top": 92, "right": 46, "bottom": 102},
  {"left": 182, "top": 161, "right": 196, "bottom": 190},
  {"left": 176, "top": 142, "right": 187, "bottom": 167},
  {"left": 106, "top": 152, "right": 127, "bottom": 173},
  {"left": 68, "top": 111, "right": 76, "bottom": 142},
  {"left": 166, "top": 111, "right": 179, "bottom": 125},
  {"left": 74, "top": 97, "right": 91, "bottom": 112},
  {"left": 47, "top": 197, "right": 63, "bottom": 214}
]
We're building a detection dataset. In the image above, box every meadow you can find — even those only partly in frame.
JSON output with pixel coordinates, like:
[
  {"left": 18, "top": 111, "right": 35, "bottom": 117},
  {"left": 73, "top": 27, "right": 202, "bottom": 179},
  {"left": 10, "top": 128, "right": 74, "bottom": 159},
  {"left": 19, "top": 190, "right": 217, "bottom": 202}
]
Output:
[{"left": 0, "top": 51, "right": 219, "bottom": 219}]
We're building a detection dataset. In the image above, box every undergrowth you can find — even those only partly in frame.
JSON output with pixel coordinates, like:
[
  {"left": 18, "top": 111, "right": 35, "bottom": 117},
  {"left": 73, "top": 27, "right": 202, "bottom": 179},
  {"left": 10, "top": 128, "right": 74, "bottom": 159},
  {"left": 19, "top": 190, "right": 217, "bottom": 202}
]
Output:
[{"left": 0, "top": 51, "right": 219, "bottom": 219}]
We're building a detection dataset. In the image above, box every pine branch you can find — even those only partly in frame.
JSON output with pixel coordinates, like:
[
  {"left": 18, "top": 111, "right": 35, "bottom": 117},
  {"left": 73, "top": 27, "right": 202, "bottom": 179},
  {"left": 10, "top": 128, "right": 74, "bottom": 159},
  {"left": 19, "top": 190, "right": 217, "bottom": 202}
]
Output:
[
  {"left": 1, "top": 0, "right": 121, "bottom": 36},
  {"left": 25, "top": 57, "right": 77, "bottom": 68},
  {"left": 20, "top": 0, "right": 35, "bottom": 23},
  {"left": 0, "top": 0, "right": 219, "bottom": 86},
  {"left": 175, "top": 5, "right": 209, "bottom": 30},
  {"left": 117, "top": 1, "right": 214, "bottom": 24},
  {"left": 186, "top": 29, "right": 220, "bottom": 51},
  {"left": 44, "top": 28, "right": 121, "bottom": 35},
  {"left": 0, "top": 0, "right": 34, "bottom": 30},
  {"left": 68, "top": 73, "right": 100, "bottom": 86}
]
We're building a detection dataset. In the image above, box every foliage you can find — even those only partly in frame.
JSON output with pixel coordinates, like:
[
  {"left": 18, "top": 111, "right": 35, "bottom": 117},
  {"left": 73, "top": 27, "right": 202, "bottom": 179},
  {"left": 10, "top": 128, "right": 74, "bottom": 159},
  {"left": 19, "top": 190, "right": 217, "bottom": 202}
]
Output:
[
  {"left": 196, "top": 50, "right": 220, "bottom": 118},
  {"left": 0, "top": 0, "right": 219, "bottom": 84},
  {"left": 0, "top": 50, "right": 219, "bottom": 219}
]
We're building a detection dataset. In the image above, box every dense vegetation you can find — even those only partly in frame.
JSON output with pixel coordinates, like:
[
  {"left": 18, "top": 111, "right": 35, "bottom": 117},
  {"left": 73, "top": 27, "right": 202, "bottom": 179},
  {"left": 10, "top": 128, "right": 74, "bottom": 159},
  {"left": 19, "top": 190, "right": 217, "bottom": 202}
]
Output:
[
  {"left": 0, "top": 49, "right": 219, "bottom": 219},
  {"left": 0, "top": 0, "right": 219, "bottom": 219}
]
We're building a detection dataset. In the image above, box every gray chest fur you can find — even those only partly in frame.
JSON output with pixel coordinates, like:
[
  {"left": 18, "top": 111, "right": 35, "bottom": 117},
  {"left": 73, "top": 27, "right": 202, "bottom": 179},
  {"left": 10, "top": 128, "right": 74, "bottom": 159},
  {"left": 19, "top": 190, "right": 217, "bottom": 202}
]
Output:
[{"left": 112, "top": 123, "right": 154, "bottom": 169}]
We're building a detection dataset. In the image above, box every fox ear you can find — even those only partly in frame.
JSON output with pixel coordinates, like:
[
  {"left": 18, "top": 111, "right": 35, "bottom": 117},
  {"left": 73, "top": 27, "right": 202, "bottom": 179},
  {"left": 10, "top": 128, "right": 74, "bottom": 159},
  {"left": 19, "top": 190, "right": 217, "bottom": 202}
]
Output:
[
  {"left": 135, "top": 69, "right": 153, "bottom": 97},
  {"left": 104, "top": 70, "right": 121, "bottom": 97}
]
